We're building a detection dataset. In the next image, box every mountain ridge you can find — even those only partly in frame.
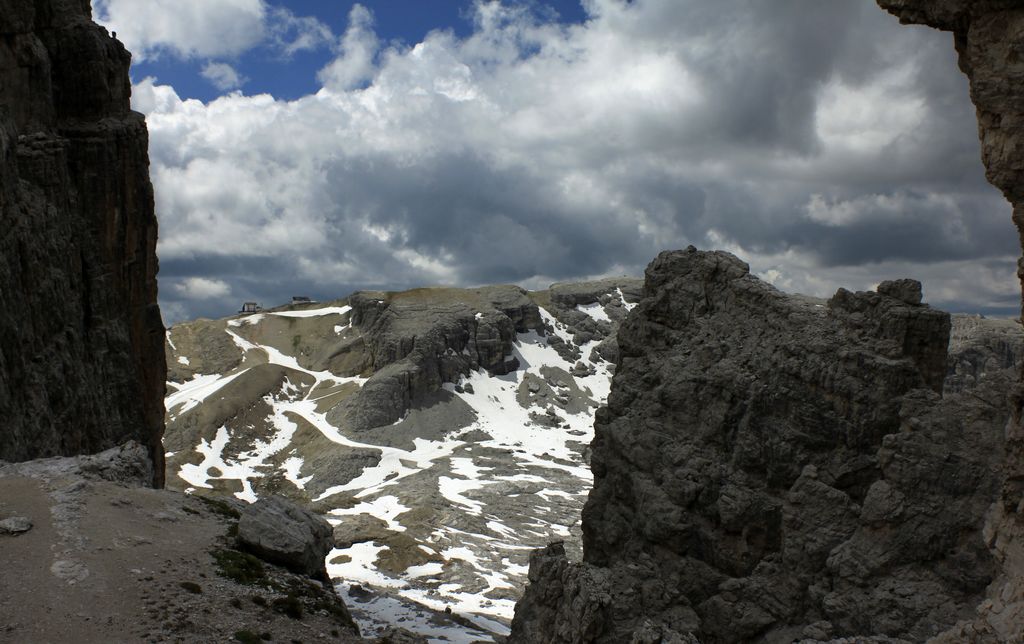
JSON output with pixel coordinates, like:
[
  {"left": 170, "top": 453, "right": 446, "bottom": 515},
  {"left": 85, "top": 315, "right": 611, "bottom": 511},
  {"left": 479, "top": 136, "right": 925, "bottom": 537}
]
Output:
[{"left": 162, "top": 277, "right": 642, "bottom": 638}]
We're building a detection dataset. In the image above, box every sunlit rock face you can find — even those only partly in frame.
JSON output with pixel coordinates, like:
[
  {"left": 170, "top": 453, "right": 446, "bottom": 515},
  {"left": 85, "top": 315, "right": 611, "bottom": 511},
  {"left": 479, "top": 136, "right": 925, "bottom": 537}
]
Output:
[
  {"left": 0, "top": 0, "right": 165, "bottom": 485},
  {"left": 163, "top": 278, "right": 640, "bottom": 639},
  {"left": 509, "top": 248, "right": 1014, "bottom": 643}
]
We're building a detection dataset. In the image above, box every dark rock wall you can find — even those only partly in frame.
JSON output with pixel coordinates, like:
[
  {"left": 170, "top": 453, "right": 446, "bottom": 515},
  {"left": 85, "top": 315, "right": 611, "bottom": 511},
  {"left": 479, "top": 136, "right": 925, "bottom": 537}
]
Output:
[
  {"left": 511, "top": 249, "right": 1010, "bottom": 642},
  {"left": 0, "top": 0, "right": 165, "bottom": 485},
  {"left": 512, "top": 2, "right": 1024, "bottom": 640},
  {"left": 877, "top": 1, "right": 1024, "bottom": 638}
]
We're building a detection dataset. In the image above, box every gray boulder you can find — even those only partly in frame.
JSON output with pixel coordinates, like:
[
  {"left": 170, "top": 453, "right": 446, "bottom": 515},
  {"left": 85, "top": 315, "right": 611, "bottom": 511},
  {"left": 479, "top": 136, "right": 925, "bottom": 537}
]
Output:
[
  {"left": 236, "top": 496, "right": 334, "bottom": 581},
  {"left": 0, "top": 517, "right": 32, "bottom": 535}
]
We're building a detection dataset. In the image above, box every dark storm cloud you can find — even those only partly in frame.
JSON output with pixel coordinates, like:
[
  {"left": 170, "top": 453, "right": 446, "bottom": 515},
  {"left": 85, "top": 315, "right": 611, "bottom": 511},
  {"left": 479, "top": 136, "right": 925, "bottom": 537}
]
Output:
[
  {"left": 318, "top": 151, "right": 705, "bottom": 284},
  {"left": 128, "top": 0, "right": 1018, "bottom": 323}
]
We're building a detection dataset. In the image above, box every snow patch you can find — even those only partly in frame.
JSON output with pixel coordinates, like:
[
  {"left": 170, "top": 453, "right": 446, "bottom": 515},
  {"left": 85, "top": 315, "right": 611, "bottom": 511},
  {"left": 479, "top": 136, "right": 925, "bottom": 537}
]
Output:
[
  {"left": 281, "top": 456, "right": 313, "bottom": 489},
  {"left": 270, "top": 305, "right": 352, "bottom": 318},
  {"left": 577, "top": 301, "right": 610, "bottom": 323},
  {"left": 177, "top": 426, "right": 259, "bottom": 503},
  {"left": 337, "top": 582, "right": 497, "bottom": 643},
  {"left": 617, "top": 287, "right": 638, "bottom": 312},
  {"left": 331, "top": 495, "right": 410, "bottom": 532},
  {"left": 228, "top": 314, "right": 264, "bottom": 327},
  {"left": 327, "top": 543, "right": 402, "bottom": 589},
  {"left": 166, "top": 371, "right": 246, "bottom": 418}
]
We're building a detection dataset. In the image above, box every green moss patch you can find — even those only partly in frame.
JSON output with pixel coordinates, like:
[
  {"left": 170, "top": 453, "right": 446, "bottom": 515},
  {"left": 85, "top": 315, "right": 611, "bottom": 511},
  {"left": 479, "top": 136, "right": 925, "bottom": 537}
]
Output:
[
  {"left": 233, "top": 631, "right": 261, "bottom": 644},
  {"left": 196, "top": 495, "right": 241, "bottom": 520},
  {"left": 212, "top": 549, "right": 267, "bottom": 587},
  {"left": 272, "top": 595, "right": 304, "bottom": 620}
]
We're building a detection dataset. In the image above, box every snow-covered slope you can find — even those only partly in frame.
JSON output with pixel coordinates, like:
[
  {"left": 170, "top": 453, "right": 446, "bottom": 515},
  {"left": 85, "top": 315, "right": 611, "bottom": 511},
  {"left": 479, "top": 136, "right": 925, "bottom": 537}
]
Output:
[{"left": 163, "top": 279, "right": 640, "bottom": 640}]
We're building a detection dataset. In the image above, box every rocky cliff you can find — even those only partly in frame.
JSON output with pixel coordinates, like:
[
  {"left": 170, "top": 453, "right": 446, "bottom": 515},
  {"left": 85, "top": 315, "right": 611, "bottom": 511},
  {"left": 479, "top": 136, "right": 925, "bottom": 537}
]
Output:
[
  {"left": 875, "top": 2, "right": 1024, "bottom": 638},
  {"left": 510, "top": 2, "right": 1024, "bottom": 640},
  {"left": 0, "top": 0, "right": 165, "bottom": 485},
  {"left": 510, "top": 249, "right": 1015, "bottom": 642}
]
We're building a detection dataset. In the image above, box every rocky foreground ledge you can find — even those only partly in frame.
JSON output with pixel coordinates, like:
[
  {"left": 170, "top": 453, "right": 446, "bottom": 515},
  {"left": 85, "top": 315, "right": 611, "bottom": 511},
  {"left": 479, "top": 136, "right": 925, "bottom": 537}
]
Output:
[
  {"left": 0, "top": 443, "right": 435, "bottom": 643},
  {"left": 510, "top": 248, "right": 1017, "bottom": 643}
]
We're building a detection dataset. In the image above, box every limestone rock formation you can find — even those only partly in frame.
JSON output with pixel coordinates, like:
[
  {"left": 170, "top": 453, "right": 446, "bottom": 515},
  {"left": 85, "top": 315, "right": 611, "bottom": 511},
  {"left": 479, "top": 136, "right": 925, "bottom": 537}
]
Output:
[
  {"left": 947, "top": 314, "right": 1023, "bottom": 394},
  {"left": 876, "top": 2, "right": 1024, "bottom": 638},
  {"left": 510, "top": 248, "right": 1012, "bottom": 642},
  {"left": 0, "top": 0, "right": 165, "bottom": 485},
  {"left": 163, "top": 278, "right": 640, "bottom": 636}
]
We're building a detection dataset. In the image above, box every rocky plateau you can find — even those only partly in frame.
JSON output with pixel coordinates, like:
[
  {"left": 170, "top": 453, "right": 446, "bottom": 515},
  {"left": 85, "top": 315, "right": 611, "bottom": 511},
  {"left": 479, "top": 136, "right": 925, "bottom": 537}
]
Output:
[{"left": 162, "top": 278, "right": 642, "bottom": 640}]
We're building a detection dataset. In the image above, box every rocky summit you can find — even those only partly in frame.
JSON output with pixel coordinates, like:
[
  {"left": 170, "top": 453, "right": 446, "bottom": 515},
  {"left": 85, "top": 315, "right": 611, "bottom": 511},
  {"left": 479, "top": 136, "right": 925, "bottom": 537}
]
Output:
[
  {"left": 510, "top": 248, "right": 1018, "bottom": 642},
  {"left": 163, "top": 277, "right": 641, "bottom": 639}
]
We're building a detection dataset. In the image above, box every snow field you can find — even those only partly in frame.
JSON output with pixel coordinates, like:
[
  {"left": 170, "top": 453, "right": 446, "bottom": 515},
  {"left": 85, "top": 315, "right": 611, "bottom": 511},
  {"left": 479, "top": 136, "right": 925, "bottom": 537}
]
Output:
[
  {"left": 170, "top": 301, "right": 619, "bottom": 640},
  {"left": 268, "top": 305, "right": 352, "bottom": 318}
]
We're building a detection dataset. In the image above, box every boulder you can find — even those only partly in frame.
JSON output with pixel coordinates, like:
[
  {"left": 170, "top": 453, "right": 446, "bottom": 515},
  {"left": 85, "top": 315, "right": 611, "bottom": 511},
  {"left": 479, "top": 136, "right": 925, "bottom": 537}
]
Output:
[
  {"left": 236, "top": 496, "right": 334, "bottom": 581},
  {"left": 0, "top": 517, "right": 32, "bottom": 535}
]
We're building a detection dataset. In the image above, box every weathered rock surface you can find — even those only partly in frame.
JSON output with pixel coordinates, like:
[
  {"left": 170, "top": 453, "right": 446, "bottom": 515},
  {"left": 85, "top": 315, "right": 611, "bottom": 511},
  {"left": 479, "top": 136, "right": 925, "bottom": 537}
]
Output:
[
  {"left": 237, "top": 495, "right": 335, "bottom": 582},
  {"left": 0, "top": 442, "right": 365, "bottom": 643},
  {"left": 0, "top": 516, "right": 33, "bottom": 535},
  {"left": 0, "top": 0, "right": 165, "bottom": 485},
  {"left": 511, "top": 248, "right": 1012, "bottom": 642},
  {"left": 947, "top": 314, "right": 1023, "bottom": 394},
  {"left": 875, "top": 2, "right": 1024, "bottom": 639}
]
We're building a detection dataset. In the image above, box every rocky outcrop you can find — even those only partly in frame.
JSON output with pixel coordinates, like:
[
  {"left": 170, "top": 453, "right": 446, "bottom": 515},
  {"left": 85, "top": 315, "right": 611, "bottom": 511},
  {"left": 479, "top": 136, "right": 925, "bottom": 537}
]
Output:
[
  {"left": 947, "top": 315, "right": 1023, "bottom": 394},
  {"left": 0, "top": 443, "right": 365, "bottom": 643},
  {"left": 875, "top": 2, "right": 1024, "bottom": 638},
  {"left": 0, "top": 0, "right": 165, "bottom": 485},
  {"left": 511, "top": 248, "right": 1011, "bottom": 642},
  {"left": 335, "top": 285, "right": 543, "bottom": 431},
  {"left": 331, "top": 280, "right": 638, "bottom": 431}
]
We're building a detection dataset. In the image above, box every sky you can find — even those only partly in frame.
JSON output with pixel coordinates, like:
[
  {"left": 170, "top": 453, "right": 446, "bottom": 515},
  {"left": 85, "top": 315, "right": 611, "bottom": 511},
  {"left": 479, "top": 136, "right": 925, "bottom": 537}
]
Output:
[{"left": 90, "top": 0, "right": 1019, "bottom": 324}]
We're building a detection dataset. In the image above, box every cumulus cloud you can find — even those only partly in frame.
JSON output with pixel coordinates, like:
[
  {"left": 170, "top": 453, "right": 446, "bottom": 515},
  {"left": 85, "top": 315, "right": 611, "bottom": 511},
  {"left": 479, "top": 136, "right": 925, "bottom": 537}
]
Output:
[
  {"left": 92, "top": 0, "right": 332, "bottom": 61},
  {"left": 201, "top": 62, "right": 247, "bottom": 91},
  {"left": 133, "top": 0, "right": 1017, "bottom": 323},
  {"left": 317, "top": 4, "right": 379, "bottom": 91},
  {"left": 268, "top": 6, "right": 335, "bottom": 56},
  {"left": 174, "top": 277, "right": 232, "bottom": 300}
]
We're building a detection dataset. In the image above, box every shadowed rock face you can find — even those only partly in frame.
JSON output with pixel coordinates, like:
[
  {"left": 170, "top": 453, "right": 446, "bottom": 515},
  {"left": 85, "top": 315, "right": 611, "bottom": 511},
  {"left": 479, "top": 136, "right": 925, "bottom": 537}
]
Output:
[
  {"left": 0, "top": 0, "right": 165, "bottom": 485},
  {"left": 510, "top": 249, "right": 1012, "bottom": 642},
  {"left": 877, "top": 2, "right": 1024, "bottom": 639}
]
